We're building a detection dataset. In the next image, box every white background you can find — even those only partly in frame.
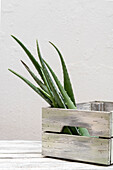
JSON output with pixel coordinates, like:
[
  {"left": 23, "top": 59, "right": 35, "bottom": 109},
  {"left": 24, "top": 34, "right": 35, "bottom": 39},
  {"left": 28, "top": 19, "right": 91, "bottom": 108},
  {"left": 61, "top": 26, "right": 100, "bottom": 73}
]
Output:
[{"left": 0, "top": 0, "right": 113, "bottom": 140}]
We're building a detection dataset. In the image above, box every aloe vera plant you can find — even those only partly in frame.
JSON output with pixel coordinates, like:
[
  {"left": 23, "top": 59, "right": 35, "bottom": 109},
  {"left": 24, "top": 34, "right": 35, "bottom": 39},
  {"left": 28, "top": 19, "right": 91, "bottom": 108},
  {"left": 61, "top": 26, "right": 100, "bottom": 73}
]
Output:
[{"left": 8, "top": 35, "right": 90, "bottom": 137}]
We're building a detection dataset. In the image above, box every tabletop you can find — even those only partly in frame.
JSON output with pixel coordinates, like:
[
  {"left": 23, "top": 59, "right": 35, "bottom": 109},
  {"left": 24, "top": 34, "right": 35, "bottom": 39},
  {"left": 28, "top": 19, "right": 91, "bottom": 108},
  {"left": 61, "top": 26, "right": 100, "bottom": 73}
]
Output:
[{"left": 0, "top": 141, "right": 112, "bottom": 169}]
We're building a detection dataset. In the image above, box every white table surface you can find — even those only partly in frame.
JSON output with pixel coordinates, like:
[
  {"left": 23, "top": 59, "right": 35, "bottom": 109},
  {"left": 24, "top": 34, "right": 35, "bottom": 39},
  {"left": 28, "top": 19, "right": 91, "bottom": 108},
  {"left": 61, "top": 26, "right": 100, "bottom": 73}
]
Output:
[{"left": 0, "top": 140, "right": 112, "bottom": 169}]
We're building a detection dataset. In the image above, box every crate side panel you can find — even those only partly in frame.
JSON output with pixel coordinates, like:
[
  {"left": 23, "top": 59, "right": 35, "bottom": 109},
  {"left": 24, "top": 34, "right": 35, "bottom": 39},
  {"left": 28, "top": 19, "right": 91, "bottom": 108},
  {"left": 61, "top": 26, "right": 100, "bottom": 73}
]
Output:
[
  {"left": 91, "top": 101, "right": 105, "bottom": 111},
  {"left": 42, "top": 133, "right": 110, "bottom": 165},
  {"left": 42, "top": 108, "right": 111, "bottom": 137},
  {"left": 76, "top": 102, "right": 91, "bottom": 110},
  {"left": 111, "top": 137, "right": 113, "bottom": 164},
  {"left": 111, "top": 112, "right": 113, "bottom": 139},
  {"left": 104, "top": 102, "right": 113, "bottom": 112}
]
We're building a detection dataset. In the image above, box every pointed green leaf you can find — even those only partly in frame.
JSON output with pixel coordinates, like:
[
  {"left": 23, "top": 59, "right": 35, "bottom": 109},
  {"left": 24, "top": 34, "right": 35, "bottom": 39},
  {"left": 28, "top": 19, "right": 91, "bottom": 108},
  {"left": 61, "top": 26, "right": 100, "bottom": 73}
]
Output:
[
  {"left": 38, "top": 88, "right": 53, "bottom": 106},
  {"left": 21, "top": 60, "right": 49, "bottom": 93},
  {"left": 49, "top": 42, "right": 76, "bottom": 106},
  {"left": 43, "top": 60, "right": 90, "bottom": 136},
  {"left": 8, "top": 69, "right": 52, "bottom": 106},
  {"left": 39, "top": 67, "right": 58, "bottom": 108},
  {"left": 36, "top": 40, "right": 66, "bottom": 108},
  {"left": 43, "top": 59, "right": 76, "bottom": 109},
  {"left": 11, "top": 35, "right": 44, "bottom": 82}
]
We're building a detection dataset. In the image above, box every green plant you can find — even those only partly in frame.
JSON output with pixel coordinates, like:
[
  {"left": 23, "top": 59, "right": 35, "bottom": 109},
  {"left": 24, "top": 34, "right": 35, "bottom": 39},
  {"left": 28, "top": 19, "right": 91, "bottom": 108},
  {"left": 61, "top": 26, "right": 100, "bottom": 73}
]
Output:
[{"left": 8, "top": 35, "right": 90, "bottom": 137}]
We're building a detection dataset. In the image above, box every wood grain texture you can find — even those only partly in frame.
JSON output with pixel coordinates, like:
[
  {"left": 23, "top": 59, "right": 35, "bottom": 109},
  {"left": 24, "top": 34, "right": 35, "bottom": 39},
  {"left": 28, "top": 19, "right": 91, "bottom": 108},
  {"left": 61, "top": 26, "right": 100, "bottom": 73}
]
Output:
[
  {"left": 42, "top": 107, "right": 111, "bottom": 137},
  {"left": 76, "top": 102, "right": 91, "bottom": 110},
  {"left": 78, "top": 101, "right": 113, "bottom": 112},
  {"left": 42, "top": 133, "right": 110, "bottom": 165},
  {"left": 111, "top": 138, "right": 113, "bottom": 164},
  {"left": 91, "top": 101, "right": 105, "bottom": 111},
  {"left": 104, "top": 102, "right": 113, "bottom": 112},
  {"left": 42, "top": 101, "right": 113, "bottom": 165},
  {"left": 0, "top": 141, "right": 113, "bottom": 169}
]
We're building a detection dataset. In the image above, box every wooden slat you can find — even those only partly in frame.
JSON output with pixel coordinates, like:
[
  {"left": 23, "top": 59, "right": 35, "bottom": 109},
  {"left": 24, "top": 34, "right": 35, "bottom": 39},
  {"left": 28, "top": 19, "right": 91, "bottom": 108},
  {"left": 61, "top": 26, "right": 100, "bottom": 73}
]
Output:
[
  {"left": 77, "top": 101, "right": 113, "bottom": 112},
  {"left": 0, "top": 153, "right": 42, "bottom": 158},
  {"left": 111, "top": 112, "right": 113, "bottom": 138},
  {"left": 76, "top": 102, "right": 91, "bottom": 110},
  {"left": 104, "top": 102, "right": 113, "bottom": 112},
  {"left": 42, "top": 133, "right": 110, "bottom": 165},
  {"left": 91, "top": 101, "right": 105, "bottom": 111},
  {"left": 0, "top": 141, "right": 41, "bottom": 154},
  {"left": 42, "top": 107, "right": 111, "bottom": 137},
  {"left": 0, "top": 141, "right": 112, "bottom": 169},
  {"left": 0, "top": 157, "right": 108, "bottom": 169}
]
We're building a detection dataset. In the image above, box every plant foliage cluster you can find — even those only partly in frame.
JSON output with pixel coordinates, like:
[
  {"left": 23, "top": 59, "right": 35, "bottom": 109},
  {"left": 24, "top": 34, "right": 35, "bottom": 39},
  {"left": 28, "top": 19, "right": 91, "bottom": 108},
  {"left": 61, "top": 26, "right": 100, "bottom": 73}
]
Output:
[{"left": 9, "top": 36, "right": 90, "bottom": 137}]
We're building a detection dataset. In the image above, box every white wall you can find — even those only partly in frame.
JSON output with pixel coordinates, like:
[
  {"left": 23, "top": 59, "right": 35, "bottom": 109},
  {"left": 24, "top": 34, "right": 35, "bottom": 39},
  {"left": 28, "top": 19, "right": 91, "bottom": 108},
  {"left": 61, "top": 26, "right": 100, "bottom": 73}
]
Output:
[{"left": 0, "top": 0, "right": 113, "bottom": 140}]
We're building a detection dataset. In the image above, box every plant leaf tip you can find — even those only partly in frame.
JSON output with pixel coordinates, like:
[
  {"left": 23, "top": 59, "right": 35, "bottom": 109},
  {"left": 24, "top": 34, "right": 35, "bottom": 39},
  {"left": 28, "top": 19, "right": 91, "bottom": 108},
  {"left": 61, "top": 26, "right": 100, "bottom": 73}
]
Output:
[
  {"left": 8, "top": 69, "right": 13, "bottom": 73},
  {"left": 49, "top": 41, "right": 53, "bottom": 45},
  {"left": 21, "top": 60, "right": 29, "bottom": 69},
  {"left": 11, "top": 35, "right": 14, "bottom": 38}
]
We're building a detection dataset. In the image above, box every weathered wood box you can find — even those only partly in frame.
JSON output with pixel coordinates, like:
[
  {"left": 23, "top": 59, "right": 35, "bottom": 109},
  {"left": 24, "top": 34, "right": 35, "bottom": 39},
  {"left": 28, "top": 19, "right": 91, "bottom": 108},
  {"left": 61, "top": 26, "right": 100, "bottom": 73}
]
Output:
[{"left": 42, "top": 101, "right": 113, "bottom": 165}]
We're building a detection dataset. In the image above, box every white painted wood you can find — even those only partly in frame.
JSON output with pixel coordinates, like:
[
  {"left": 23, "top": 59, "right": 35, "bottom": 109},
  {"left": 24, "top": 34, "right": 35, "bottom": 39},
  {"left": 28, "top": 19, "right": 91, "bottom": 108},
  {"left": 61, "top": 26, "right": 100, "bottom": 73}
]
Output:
[
  {"left": 42, "top": 107, "right": 111, "bottom": 137},
  {"left": 42, "top": 102, "right": 113, "bottom": 165},
  {"left": 91, "top": 101, "right": 105, "bottom": 111},
  {"left": 0, "top": 140, "right": 112, "bottom": 169},
  {"left": 111, "top": 139, "right": 113, "bottom": 164},
  {"left": 104, "top": 102, "right": 113, "bottom": 112},
  {"left": 111, "top": 138, "right": 113, "bottom": 164},
  {"left": 0, "top": 141, "right": 41, "bottom": 154},
  {"left": 42, "top": 133, "right": 111, "bottom": 165},
  {"left": 78, "top": 101, "right": 113, "bottom": 112},
  {"left": 111, "top": 112, "right": 113, "bottom": 138},
  {"left": 76, "top": 102, "right": 91, "bottom": 110}
]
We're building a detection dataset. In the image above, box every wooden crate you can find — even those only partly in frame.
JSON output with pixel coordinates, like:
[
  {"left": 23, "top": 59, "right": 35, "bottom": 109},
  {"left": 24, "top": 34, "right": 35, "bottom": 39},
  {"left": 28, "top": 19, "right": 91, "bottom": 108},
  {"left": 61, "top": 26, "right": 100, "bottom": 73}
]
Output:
[{"left": 42, "top": 101, "right": 113, "bottom": 165}]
